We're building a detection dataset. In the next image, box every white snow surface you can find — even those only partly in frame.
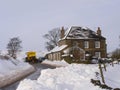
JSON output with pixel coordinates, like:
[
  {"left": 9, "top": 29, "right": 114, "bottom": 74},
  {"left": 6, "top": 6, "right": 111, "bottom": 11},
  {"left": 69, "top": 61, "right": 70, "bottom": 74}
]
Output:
[
  {"left": 104, "top": 64, "right": 120, "bottom": 88},
  {"left": 42, "top": 59, "right": 69, "bottom": 67},
  {"left": 0, "top": 59, "right": 31, "bottom": 76},
  {"left": 48, "top": 45, "right": 67, "bottom": 53},
  {"left": 0, "top": 53, "right": 35, "bottom": 88},
  {"left": 17, "top": 60, "right": 120, "bottom": 90},
  {"left": 17, "top": 64, "right": 102, "bottom": 90}
]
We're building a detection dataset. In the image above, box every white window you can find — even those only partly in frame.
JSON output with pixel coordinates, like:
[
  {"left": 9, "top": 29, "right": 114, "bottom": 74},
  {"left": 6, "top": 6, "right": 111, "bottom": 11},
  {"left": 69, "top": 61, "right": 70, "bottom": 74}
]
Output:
[
  {"left": 95, "top": 41, "right": 100, "bottom": 48},
  {"left": 84, "top": 41, "right": 89, "bottom": 48},
  {"left": 95, "top": 52, "right": 101, "bottom": 58}
]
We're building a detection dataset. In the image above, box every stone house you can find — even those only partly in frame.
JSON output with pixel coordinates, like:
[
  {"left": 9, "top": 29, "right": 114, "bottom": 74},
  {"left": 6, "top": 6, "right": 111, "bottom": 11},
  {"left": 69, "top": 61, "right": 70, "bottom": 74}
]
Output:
[{"left": 46, "top": 26, "right": 107, "bottom": 62}]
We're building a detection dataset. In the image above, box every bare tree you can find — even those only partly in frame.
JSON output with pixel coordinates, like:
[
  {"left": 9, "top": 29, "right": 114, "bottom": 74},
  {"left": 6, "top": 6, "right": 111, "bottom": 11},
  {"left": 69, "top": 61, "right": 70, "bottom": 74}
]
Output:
[
  {"left": 112, "top": 48, "right": 120, "bottom": 59},
  {"left": 43, "top": 28, "right": 61, "bottom": 51},
  {"left": 112, "top": 36, "right": 120, "bottom": 59},
  {"left": 7, "top": 37, "right": 22, "bottom": 59},
  {"left": 43, "top": 27, "right": 68, "bottom": 51}
]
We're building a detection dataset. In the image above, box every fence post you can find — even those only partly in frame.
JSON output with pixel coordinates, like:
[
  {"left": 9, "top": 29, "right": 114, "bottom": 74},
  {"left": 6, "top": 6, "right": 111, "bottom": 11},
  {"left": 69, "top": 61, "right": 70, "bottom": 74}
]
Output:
[
  {"left": 112, "top": 61, "right": 114, "bottom": 67},
  {"left": 103, "top": 63, "right": 107, "bottom": 71},
  {"left": 99, "top": 63, "right": 105, "bottom": 84}
]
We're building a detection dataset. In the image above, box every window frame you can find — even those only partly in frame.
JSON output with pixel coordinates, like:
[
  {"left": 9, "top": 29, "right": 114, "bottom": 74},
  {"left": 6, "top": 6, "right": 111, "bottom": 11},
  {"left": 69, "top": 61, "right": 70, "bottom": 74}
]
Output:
[
  {"left": 95, "top": 41, "right": 100, "bottom": 48},
  {"left": 95, "top": 52, "right": 101, "bottom": 58},
  {"left": 84, "top": 41, "right": 89, "bottom": 48}
]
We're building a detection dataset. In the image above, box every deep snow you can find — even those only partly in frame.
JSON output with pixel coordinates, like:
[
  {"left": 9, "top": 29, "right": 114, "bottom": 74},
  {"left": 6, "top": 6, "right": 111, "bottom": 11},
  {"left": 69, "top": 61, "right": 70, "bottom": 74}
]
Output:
[
  {"left": 17, "top": 64, "right": 102, "bottom": 90},
  {"left": 104, "top": 64, "right": 120, "bottom": 88},
  {"left": 0, "top": 52, "right": 35, "bottom": 88},
  {"left": 17, "top": 60, "right": 120, "bottom": 90},
  {"left": 0, "top": 51, "right": 120, "bottom": 90},
  {"left": 41, "top": 60, "right": 69, "bottom": 67}
]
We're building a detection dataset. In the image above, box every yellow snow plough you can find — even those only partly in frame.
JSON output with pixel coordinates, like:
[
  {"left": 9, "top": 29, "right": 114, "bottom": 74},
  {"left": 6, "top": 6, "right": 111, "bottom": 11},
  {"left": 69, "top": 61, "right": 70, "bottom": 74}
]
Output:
[
  {"left": 25, "top": 51, "right": 46, "bottom": 63},
  {"left": 25, "top": 51, "right": 38, "bottom": 63}
]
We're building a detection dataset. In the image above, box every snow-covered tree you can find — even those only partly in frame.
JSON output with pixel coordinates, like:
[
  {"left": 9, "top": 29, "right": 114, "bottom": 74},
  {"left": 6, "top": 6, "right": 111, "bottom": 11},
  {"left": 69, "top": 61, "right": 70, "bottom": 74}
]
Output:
[{"left": 7, "top": 37, "right": 22, "bottom": 59}]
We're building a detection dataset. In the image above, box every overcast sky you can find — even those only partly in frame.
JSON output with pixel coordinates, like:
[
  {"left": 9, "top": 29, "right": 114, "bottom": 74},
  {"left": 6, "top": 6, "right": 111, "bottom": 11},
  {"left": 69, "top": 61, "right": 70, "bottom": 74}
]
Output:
[{"left": 0, "top": 0, "right": 120, "bottom": 52}]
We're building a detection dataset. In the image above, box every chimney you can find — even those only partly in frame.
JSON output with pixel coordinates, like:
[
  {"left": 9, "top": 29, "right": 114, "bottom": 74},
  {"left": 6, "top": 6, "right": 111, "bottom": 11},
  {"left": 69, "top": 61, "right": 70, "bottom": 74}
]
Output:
[
  {"left": 97, "top": 27, "right": 101, "bottom": 36},
  {"left": 61, "top": 27, "right": 65, "bottom": 39}
]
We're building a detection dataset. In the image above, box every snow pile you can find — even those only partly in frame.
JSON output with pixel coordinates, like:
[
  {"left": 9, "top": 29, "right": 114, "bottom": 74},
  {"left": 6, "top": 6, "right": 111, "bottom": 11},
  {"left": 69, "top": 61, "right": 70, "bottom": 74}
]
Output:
[
  {"left": 17, "top": 64, "right": 102, "bottom": 90},
  {"left": 104, "top": 64, "right": 120, "bottom": 88},
  {"left": 0, "top": 59, "right": 35, "bottom": 88},
  {"left": 16, "top": 51, "right": 26, "bottom": 61},
  {"left": 42, "top": 60, "right": 69, "bottom": 67}
]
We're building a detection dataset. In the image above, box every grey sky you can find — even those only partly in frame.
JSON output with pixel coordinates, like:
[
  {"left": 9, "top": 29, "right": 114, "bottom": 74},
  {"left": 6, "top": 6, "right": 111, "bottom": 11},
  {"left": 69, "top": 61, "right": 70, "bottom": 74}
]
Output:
[{"left": 0, "top": 0, "right": 120, "bottom": 52}]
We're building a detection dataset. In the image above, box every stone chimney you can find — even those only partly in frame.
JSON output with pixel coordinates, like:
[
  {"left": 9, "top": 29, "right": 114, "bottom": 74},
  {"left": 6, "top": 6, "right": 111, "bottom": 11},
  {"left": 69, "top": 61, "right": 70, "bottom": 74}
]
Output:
[
  {"left": 97, "top": 27, "right": 101, "bottom": 36},
  {"left": 61, "top": 27, "right": 65, "bottom": 39}
]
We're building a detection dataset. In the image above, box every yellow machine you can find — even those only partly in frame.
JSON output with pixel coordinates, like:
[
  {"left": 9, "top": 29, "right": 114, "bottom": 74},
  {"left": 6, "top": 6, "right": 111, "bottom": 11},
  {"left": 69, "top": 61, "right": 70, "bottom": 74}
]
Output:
[{"left": 25, "top": 51, "right": 38, "bottom": 63}]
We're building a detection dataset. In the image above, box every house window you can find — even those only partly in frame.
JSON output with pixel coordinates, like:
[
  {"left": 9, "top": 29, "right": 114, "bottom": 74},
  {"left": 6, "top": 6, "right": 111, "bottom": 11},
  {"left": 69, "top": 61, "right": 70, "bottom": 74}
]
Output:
[
  {"left": 95, "top": 52, "right": 101, "bottom": 58},
  {"left": 84, "top": 41, "right": 89, "bottom": 48},
  {"left": 95, "top": 41, "right": 100, "bottom": 48}
]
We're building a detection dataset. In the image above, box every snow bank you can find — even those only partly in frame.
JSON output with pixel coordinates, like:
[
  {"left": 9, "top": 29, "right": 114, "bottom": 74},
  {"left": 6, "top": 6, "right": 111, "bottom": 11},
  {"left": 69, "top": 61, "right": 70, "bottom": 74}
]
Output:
[
  {"left": 104, "top": 64, "right": 120, "bottom": 88},
  {"left": 41, "top": 60, "right": 69, "bottom": 67},
  {"left": 0, "top": 59, "right": 35, "bottom": 88},
  {"left": 17, "top": 64, "right": 102, "bottom": 90},
  {"left": 16, "top": 51, "right": 26, "bottom": 61}
]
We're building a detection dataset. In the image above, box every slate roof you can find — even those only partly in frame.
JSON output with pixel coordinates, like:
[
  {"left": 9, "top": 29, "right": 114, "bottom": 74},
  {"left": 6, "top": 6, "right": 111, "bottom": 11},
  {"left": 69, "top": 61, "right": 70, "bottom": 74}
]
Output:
[{"left": 63, "top": 26, "right": 105, "bottom": 40}]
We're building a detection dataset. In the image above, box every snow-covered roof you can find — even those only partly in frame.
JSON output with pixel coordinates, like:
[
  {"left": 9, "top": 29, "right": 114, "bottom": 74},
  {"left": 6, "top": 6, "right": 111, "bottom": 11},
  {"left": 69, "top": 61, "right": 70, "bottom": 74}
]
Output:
[
  {"left": 49, "top": 45, "right": 68, "bottom": 53},
  {"left": 62, "top": 26, "right": 105, "bottom": 40}
]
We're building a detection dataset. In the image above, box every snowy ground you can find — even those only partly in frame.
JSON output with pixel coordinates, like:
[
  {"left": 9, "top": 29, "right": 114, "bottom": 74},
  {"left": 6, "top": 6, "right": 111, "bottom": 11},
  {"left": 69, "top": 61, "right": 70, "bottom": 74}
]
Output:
[
  {"left": 0, "top": 52, "right": 35, "bottom": 88},
  {"left": 104, "top": 63, "right": 120, "bottom": 88},
  {"left": 0, "top": 51, "right": 120, "bottom": 90},
  {"left": 41, "top": 60, "right": 69, "bottom": 67},
  {"left": 1, "top": 63, "right": 56, "bottom": 90},
  {"left": 17, "top": 60, "right": 120, "bottom": 90},
  {"left": 17, "top": 63, "right": 101, "bottom": 90}
]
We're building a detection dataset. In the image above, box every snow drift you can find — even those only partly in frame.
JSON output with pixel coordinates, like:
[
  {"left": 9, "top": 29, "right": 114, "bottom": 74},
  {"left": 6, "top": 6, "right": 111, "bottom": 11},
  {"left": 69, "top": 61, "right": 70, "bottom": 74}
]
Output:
[
  {"left": 0, "top": 59, "right": 35, "bottom": 88},
  {"left": 17, "top": 64, "right": 101, "bottom": 90}
]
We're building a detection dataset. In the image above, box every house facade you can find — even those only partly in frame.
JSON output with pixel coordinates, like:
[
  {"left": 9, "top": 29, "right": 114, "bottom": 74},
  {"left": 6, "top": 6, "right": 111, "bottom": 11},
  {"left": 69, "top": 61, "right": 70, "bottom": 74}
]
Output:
[{"left": 46, "top": 26, "right": 107, "bottom": 62}]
